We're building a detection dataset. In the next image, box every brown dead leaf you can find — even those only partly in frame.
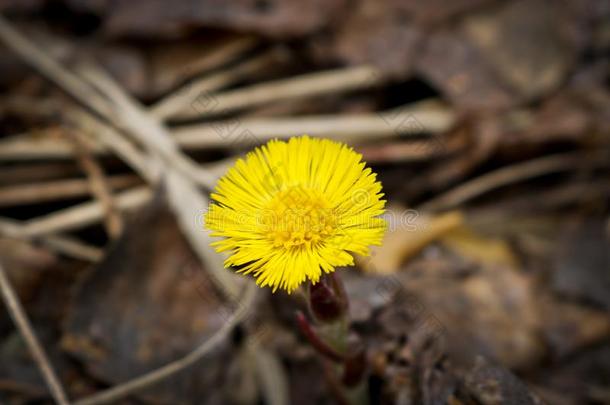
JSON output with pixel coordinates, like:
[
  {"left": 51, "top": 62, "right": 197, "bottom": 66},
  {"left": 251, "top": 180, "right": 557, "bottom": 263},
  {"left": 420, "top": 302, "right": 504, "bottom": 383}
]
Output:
[
  {"left": 552, "top": 217, "right": 610, "bottom": 310},
  {"left": 366, "top": 262, "right": 544, "bottom": 371},
  {"left": 540, "top": 297, "right": 610, "bottom": 359},
  {"left": 309, "top": 0, "right": 497, "bottom": 78},
  {"left": 147, "top": 35, "right": 258, "bottom": 96},
  {"left": 415, "top": 29, "right": 517, "bottom": 110},
  {"left": 462, "top": 0, "right": 581, "bottom": 101},
  {"left": 69, "top": 0, "right": 347, "bottom": 38},
  {"left": 63, "top": 196, "right": 238, "bottom": 404},
  {"left": 393, "top": 0, "right": 497, "bottom": 25},
  {"left": 352, "top": 258, "right": 546, "bottom": 402},
  {"left": 462, "top": 356, "right": 545, "bottom": 405},
  {"left": 0, "top": 238, "right": 57, "bottom": 297},
  {"left": 0, "top": 239, "right": 90, "bottom": 401},
  {"left": 309, "top": 1, "right": 423, "bottom": 78},
  {"left": 533, "top": 344, "right": 610, "bottom": 405}
]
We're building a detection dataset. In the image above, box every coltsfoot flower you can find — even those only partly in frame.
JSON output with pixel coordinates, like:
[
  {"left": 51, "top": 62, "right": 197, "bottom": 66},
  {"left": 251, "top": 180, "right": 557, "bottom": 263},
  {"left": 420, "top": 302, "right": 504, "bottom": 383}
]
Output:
[{"left": 204, "top": 136, "right": 386, "bottom": 293}]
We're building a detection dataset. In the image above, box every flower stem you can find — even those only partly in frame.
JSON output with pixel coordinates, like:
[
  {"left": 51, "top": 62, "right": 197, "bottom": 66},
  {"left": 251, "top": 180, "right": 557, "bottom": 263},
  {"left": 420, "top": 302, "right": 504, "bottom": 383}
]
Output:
[
  {"left": 297, "top": 273, "right": 369, "bottom": 405},
  {"left": 296, "top": 311, "right": 345, "bottom": 363}
]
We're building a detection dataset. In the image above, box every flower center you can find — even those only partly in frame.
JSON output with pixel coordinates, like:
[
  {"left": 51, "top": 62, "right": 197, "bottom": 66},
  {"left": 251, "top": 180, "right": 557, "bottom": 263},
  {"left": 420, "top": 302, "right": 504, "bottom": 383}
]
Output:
[{"left": 262, "top": 186, "right": 336, "bottom": 249}]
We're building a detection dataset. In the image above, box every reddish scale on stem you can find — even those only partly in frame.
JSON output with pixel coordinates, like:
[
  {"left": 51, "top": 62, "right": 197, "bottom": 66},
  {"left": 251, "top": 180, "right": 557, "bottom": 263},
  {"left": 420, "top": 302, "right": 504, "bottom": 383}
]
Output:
[{"left": 308, "top": 275, "right": 347, "bottom": 323}]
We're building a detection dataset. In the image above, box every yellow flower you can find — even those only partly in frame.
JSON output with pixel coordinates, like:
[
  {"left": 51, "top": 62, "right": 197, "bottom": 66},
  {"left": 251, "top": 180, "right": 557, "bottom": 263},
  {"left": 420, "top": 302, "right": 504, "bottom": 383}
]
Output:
[{"left": 204, "top": 136, "right": 386, "bottom": 293}]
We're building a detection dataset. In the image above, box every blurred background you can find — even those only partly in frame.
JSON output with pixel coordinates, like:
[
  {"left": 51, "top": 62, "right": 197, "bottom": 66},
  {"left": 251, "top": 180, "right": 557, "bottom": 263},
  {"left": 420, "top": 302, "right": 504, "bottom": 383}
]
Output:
[{"left": 0, "top": 0, "right": 609, "bottom": 404}]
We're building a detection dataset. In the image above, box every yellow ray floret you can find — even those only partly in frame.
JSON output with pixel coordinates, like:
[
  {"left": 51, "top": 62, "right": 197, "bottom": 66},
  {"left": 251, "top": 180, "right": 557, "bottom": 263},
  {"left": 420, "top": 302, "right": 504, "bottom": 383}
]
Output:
[{"left": 204, "top": 136, "right": 386, "bottom": 293}]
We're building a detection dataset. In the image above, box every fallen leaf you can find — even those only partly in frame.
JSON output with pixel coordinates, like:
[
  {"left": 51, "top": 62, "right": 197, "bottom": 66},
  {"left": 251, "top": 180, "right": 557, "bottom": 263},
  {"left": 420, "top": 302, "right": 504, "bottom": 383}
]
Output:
[
  {"left": 360, "top": 207, "right": 463, "bottom": 274},
  {"left": 68, "top": 0, "right": 347, "bottom": 38},
  {"left": 552, "top": 217, "right": 610, "bottom": 310},
  {"left": 462, "top": 0, "right": 580, "bottom": 101},
  {"left": 63, "top": 196, "right": 238, "bottom": 404},
  {"left": 441, "top": 225, "right": 519, "bottom": 269}
]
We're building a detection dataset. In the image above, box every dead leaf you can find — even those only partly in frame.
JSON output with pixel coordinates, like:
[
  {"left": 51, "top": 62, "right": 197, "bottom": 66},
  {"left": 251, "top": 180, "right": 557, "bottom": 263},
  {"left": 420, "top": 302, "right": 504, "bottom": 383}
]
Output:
[
  {"left": 540, "top": 297, "right": 610, "bottom": 359},
  {"left": 415, "top": 29, "right": 516, "bottom": 110},
  {"left": 63, "top": 196, "right": 238, "bottom": 404},
  {"left": 68, "top": 0, "right": 347, "bottom": 38},
  {"left": 552, "top": 217, "right": 610, "bottom": 310},
  {"left": 309, "top": 0, "right": 497, "bottom": 78},
  {"left": 441, "top": 225, "right": 519, "bottom": 269},
  {"left": 361, "top": 207, "right": 463, "bottom": 274},
  {"left": 462, "top": 0, "right": 580, "bottom": 101},
  {"left": 462, "top": 356, "right": 545, "bottom": 405}
]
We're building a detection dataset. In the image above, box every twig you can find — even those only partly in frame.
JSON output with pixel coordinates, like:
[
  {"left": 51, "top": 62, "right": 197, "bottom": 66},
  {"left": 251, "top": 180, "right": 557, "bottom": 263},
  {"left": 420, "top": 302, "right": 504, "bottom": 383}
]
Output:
[
  {"left": 67, "top": 111, "right": 159, "bottom": 184},
  {"left": 0, "top": 134, "right": 91, "bottom": 161},
  {"left": 0, "top": 102, "right": 453, "bottom": 160},
  {"left": 4, "top": 157, "right": 234, "bottom": 239},
  {"left": 78, "top": 65, "right": 218, "bottom": 189},
  {"left": 174, "top": 102, "right": 454, "bottom": 148},
  {"left": 0, "top": 17, "right": 239, "bottom": 298},
  {"left": 358, "top": 138, "right": 458, "bottom": 163},
  {"left": 466, "top": 179, "right": 610, "bottom": 224},
  {"left": 252, "top": 346, "right": 290, "bottom": 405},
  {"left": 68, "top": 131, "right": 124, "bottom": 238},
  {"left": 420, "top": 150, "right": 610, "bottom": 212},
  {"left": 0, "top": 161, "right": 80, "bottom": 184},
  {"left": 0, "top": 260, "right": 70, "bottom": 405},
  {"left": 172, "top": 64, "right": 385, "bottom": 120},
  {"left": 175, "top": 36, "right": 257, "bottom": 77},
  {"left": 36, "top": 235, "right": 103, "bottom": 262},
  {"left": 0, "top": 15, "right": 114, "bottom": 119},
  {"left": 0, "top": 379, "right": 47, "bottom": 397},
  {"left": 0, "top": 96, "right": 59, "bottom": 119},
  {"left": 73, "top": 282, "right": 257, "bottom": 405},
  {"left": 20, "top": 187, "right": 151, "bottom": 237},
  {"left": 78, "top": 66, "right": 239, "bottom": 297},
  {"left": 0, "top": 15, "right": 214, "bottom": 189},
  {"left": 152, "top": 36, "right": 258, "bottom": 93},
  {"left": 0, "top": 175, "right": 138, "bottom": 207},
  {"left": 151, "top": 49, "right": 281, "bottom": 120},
  {"left": 0, "top": 218, "right": 103, "bottom": 262}
]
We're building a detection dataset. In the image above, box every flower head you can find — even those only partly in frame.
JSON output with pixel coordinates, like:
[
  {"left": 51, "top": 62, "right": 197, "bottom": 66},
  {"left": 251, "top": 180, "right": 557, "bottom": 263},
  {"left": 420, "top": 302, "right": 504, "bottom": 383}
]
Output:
[{"left": 205, "top": 136, "right": 386, "bottom": 293}]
